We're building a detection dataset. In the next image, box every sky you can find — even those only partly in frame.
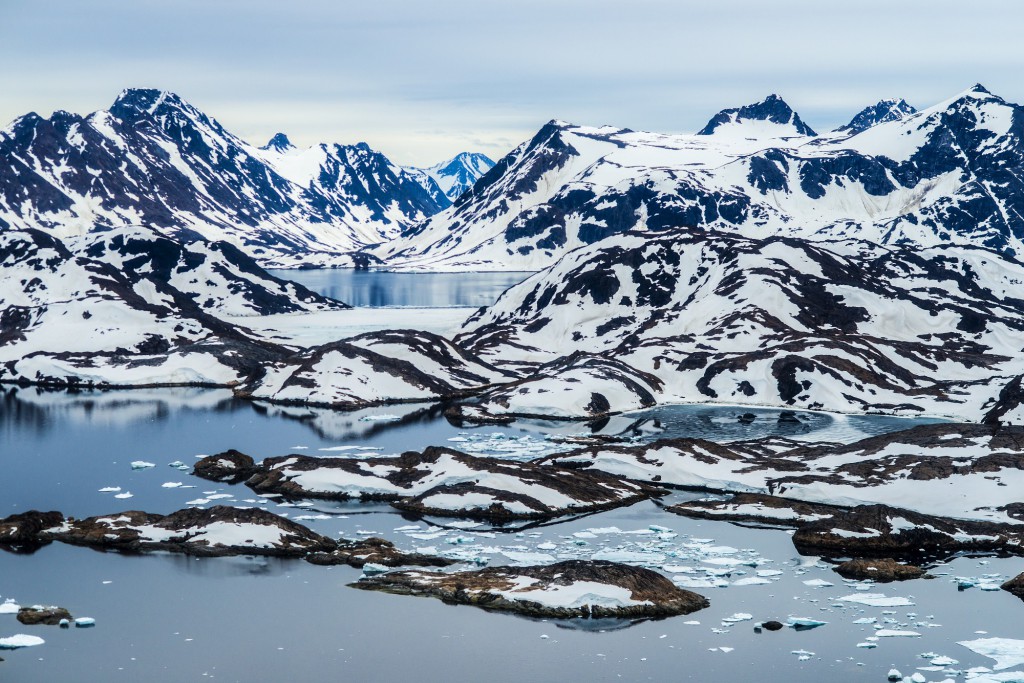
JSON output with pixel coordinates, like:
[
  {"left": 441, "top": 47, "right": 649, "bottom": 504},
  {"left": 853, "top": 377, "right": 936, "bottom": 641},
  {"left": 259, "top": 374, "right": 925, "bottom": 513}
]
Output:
[{"left": 1, "top": 0, "right": 1023, "bottom": 166}]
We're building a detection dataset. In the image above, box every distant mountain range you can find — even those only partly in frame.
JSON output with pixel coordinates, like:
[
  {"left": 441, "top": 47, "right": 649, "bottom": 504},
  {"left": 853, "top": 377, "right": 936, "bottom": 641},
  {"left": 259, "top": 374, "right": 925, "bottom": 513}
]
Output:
[
  {"left": 0, "top": 89, "right": 493, "bottom": 268},
  {"left": 376, "top": 84, "right": 1024, "bottom": 271}
]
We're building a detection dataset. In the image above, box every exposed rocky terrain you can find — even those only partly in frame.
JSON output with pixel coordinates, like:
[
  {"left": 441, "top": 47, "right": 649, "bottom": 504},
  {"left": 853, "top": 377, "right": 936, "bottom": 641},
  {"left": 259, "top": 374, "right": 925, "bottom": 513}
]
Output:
[
  {"left": 220, "top": 446, "right": 664, "bottom": 521},
  {"left": 351, "top": 559, "right": 710, "bottom": 619}
]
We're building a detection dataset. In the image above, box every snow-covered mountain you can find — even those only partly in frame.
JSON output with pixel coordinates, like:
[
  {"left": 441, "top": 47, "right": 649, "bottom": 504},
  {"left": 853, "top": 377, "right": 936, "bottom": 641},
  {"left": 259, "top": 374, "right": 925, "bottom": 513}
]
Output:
[
  {"left": 0, "top": 89, "right": 450, "bottom": 267},
  {"left": 405, "top": 152, "right": 495, "bottom": 203},
  {"left": 834, "top": 98, "right": 917, "bottom": 134},
  {"left": 376, "top": 85, "right": 1024, "bottom": 271},
  {"left": 450, "top": 226, "right": 1024, "bottom": 421},
  {"left": 0, "top": 226, "right": 342, "bottom": 386}
]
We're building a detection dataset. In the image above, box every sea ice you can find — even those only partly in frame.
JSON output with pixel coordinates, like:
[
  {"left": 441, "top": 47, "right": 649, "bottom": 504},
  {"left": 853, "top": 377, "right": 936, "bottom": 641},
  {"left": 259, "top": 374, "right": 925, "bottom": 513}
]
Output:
[
  {"left": 959, "top": 638, "right": 1024, "bottom": 671},
  {"left": 130, "top": 461, "right": 155, "bottom": 470},
  {"left": 837, "top": 593, "right": 914, "bottom": 607},
  {"left": 0, "top": 634, "right": 45, "bottom": 649}
]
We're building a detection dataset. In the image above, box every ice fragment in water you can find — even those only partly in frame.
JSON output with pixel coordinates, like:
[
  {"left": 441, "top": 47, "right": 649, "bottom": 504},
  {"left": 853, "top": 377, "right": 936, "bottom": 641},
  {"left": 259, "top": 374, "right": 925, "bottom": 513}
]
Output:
[
  {"left": 130, "top": 461, "right": 155, "bottom": 470},
  {"left": 74, "top": 617, "right": 95, "bottom": 628},
  {"left": 0, "top": 634, "right": 45, "bottom": 649}
]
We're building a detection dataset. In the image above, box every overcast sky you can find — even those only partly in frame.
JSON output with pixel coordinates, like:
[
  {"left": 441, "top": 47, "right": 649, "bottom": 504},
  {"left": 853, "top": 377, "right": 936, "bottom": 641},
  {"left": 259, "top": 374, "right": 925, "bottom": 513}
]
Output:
[{"left": 1, "top": 0, "right": 1022, "bottom": 166}]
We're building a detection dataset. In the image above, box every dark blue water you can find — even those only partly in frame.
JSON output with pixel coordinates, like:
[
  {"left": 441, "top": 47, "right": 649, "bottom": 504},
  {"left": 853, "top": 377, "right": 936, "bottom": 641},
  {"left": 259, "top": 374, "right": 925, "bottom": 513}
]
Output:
[
  {"left": 267, "top": 269, "right": 532, "bottom": 308},
  {"left": 2, "top": 386, "right": 1008, "bottom": 682}
]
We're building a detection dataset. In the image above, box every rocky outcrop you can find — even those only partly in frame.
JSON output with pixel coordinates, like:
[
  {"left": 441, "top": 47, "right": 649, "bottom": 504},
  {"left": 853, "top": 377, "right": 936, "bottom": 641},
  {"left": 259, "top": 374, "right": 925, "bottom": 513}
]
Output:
[
  {"left": 791, "top": 504, "right": 1024, "bottom": 560},
  {"left": 244, "top": 446, "right": 663, "bottom": 521},
  {"left": 1001, "top": 572, "right": 1024, "bottom": 600},
  {"left": 41, "top": 506, "right": 335, "bottom": 557},
  {"left": 832, "top": 558, "right": 926, "bottom": 582},
  {"left": 352, "top": 560, "right": 709, "bottom": 619},
  {"left": 0, "top": 511, "right": 64, "bottom": 551},
  {"left": 305, "top": 537, "right": 455, "bottom": 568},
  {"left": 17, "top": 607, "right": 72, "bottom": 626},
  {"left": 193, "top": 450, "right": 257, "bottom": 484}
]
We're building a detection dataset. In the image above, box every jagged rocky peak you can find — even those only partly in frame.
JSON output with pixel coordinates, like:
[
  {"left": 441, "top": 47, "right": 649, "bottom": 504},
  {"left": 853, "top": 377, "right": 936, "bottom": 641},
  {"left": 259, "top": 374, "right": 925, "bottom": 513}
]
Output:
[
  {"left": 837, "top": 98, "right": 917, "bottom": 133},
  {"left": 697, "top": 93, "right": 816, "bottom": 136},
  {"left": 109, "top": 87, "right": 191, "bottom": 120},
  {"left": 261, "top": 132, "right": 294, "bottom": 152}
]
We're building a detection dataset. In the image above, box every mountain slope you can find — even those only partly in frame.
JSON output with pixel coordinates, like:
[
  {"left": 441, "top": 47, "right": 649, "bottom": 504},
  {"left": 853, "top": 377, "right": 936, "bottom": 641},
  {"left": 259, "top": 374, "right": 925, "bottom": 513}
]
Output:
[
  {"left": 451, "top": 226, "right": 1024, "bottom": 420},
  {"left": 0, "top": 227, "right": 342, "bottom": 386},
  {"left": 377, "top": 85, "right": 1024, "bottom": 271},
  {"left": 0, "top": 89, "right": 449, "bottom": 267}
]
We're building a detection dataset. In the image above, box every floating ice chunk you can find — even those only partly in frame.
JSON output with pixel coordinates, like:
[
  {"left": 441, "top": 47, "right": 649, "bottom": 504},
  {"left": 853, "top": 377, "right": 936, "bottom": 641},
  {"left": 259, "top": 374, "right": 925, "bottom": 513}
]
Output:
[
  {"left": 537, "top": 542, "right": 557, "bottom": 551},
  {"left": 757, "top": 570, "right": 784, "bottom": 577},
  {"left": 74, "top": 617, "right": 95, "bottom": 628},
  {"left": 802, "top": 579, "right": 834, "bottom": 587},
  {"left": 161, "top": 482, "right": 183, "bottom": 488},
  {"left": 114, "top": 492, "right": 134, "bottom": 499},
  {"left": 358, "top": 414, "right": 401, "bottom": 422},
  {"left": 167, "top": 461, "right": 186, "bottom": 468},
  {"left": 959, "top": 638, "right": 1024, "bottom": 671},
  {"left": 502, "top": 551, "right": 555, "bottom": 565},
  {"left": 360, "top": 564, "right": 389, "bottom": 576},
  {"left": 683, "top": 620, "right": 701, "bottom": 625},
  {"left": 856, "top": 642, "right": 877, "bottom": 649},
  {"left": 0, "top": 634, "right": 45, "bottom": 649},
  {"left": 788, "top": 617, "right": 827, "bottom": 629},
  {"left": 206, "top": 494, "right": 233, "bottom": 501},
  {"left": 130, "top": 461, "right": 155, "bottom": 470},
  {"left": 887, "top": 670, "right": 902, "bottom": 681},
  {"left": 837, "top": 593, "right": 914, "bottom": 607},
  {"left": 0, "top": 600, "right": 20, "bottom": 614},
  {"left": 722, "top": 613, "right": 753, "bottom": 623},
  {"left": 718, "top": 647, "right": 734, "bottom": 653},
  {"left": 733, "top": 577, "right": 771, "bottom": 586},
  {"left": 875, "top": 630, "right": 922, "bottom": 638},
  {"left": 393, "top": 525, "right": 422, "bottom": 532},
  {"left": 930, "top": 655, "right": 959, "bottom": 666},
  {"left": 98, "top": 486, "right": 121, "bottom": 493},
  {"left": 852, "top": 617, "right": 877, "bottom": 625},
  {"left": 186, "top": 498, "right": 211, "bottom": 506},
  {"left": 980, "top": 583, "right": 1003, "bottom": 591}
]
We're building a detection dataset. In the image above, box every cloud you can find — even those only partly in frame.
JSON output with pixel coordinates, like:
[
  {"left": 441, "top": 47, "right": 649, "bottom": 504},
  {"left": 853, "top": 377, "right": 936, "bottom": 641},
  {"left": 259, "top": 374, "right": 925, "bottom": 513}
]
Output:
[{"left": 0, "top": 0, "right": 1022, "bottom": 165}]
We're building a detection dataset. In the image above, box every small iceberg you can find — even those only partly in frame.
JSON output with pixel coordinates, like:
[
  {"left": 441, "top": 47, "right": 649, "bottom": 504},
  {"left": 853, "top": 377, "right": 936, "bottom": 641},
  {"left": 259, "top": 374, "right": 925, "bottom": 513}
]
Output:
[
  {"left": 130, "top": 461, "right": 155, "bottom": 470},
  {"left": 0, "top": 634, "right": 45, "bottom": 649}
]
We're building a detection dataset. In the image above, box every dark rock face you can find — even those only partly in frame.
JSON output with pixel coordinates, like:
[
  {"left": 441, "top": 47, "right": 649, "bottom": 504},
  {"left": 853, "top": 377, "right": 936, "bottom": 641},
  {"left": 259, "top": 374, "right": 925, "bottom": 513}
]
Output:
[
  {"left": 352, "top": 560, "right": 709, "bottom": 619},
  {"left": 244, "top": 446, "right": 663, "bottom": 521},
  {"left": 17, "top": 606, "right": 72, "bottom": 626},
  {"left": 0, "top": 511, "right": 64, "bottom": 551},
  {"left": 833, "top": 558, "right": 926, "bottom": 582},
  {"left": 761, "top": 620, "right": 785, "bottom": 632},
  {"left": 791, "top": 504, "right": 1024, "bottom": 560},
  {"left": 193, "top": 450, "right": 257, "bottom": 484},
  {"left": 1001, "top": 572, "right": 1024, "bottom": 599},
  {"left": 305, "top": 537, "right": 455, "bottom": 568}
]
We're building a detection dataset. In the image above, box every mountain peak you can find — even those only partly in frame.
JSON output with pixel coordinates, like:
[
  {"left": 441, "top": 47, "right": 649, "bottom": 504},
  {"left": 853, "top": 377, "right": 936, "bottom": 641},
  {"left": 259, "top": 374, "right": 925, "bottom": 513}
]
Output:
[
  {"left": 260, "top": 132, "right": 294, "bottom": 153},
  {"left": 837, "top": 98, "right": 917, "bottom": 133},
  {"left": 697, "top": 95, "right": 816, "bottom": 137},
  {"left": 110, "top": 88, "right": 185, "bottom": 117}
]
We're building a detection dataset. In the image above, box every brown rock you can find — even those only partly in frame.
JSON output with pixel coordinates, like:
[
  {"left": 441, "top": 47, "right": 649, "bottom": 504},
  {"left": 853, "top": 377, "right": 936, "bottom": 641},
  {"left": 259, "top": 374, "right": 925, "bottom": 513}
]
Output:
[
  {"left": 1002, "top": 572, "right": 1024, "bottom": 599},
  {"left": 833, "top": 558, "right": 925, "bottom": 582},
  {"left": 305, "top": 537, "right": 455, "bottom": 569},
  {"left": 192, "top": 450, "right": 256, "bottom": 484},
  {"left": 0, "top": 511, "right": 64, "bottom": 551},
  {"left": 17, "top": 606, "right": 72, "bottom": 626},
  {"left": 352, "top": 560, "right": 709, "bottom": 619}
]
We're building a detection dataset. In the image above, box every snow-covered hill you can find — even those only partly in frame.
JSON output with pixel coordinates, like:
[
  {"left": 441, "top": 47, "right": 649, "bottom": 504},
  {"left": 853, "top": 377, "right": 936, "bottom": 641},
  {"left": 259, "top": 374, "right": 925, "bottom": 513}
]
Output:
[
  {"left": 451, "top": 226, "right": 1024, "bottom": 420},
  {"left": 0, "top": 89, "right": 462, "bottom": 268},
  {"left": 0, "top": 227, "right": 341, "bottom": 386},
  {"left": 376, "top": 85, "right": 1024, "bottom": 271}
]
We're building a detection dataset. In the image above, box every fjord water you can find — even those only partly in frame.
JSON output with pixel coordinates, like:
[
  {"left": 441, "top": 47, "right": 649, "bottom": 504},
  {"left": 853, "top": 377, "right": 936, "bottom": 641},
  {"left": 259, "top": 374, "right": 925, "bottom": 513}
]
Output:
[
  {"left": 267, "top": 268, "right": 532, "bottom": 308},
  {"left": 0, "top": 270, "right": 1013, "bottom": 682}
]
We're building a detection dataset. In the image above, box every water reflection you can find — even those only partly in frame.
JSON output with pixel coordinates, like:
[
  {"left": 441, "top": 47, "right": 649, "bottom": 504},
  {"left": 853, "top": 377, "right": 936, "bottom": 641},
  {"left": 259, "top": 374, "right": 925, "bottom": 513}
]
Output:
[{"left": 268, "top": 269, "right": 533, "bottom": 308}]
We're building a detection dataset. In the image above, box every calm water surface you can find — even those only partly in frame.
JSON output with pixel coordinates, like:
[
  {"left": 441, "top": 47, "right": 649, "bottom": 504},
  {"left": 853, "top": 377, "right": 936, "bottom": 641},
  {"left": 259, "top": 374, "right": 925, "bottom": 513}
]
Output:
[
  {"left": 2, "top": 387, "right": 1006, "bottom": 683},
  {"left": 267, "top": 268, "right": 532, "bottom": 308}
]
